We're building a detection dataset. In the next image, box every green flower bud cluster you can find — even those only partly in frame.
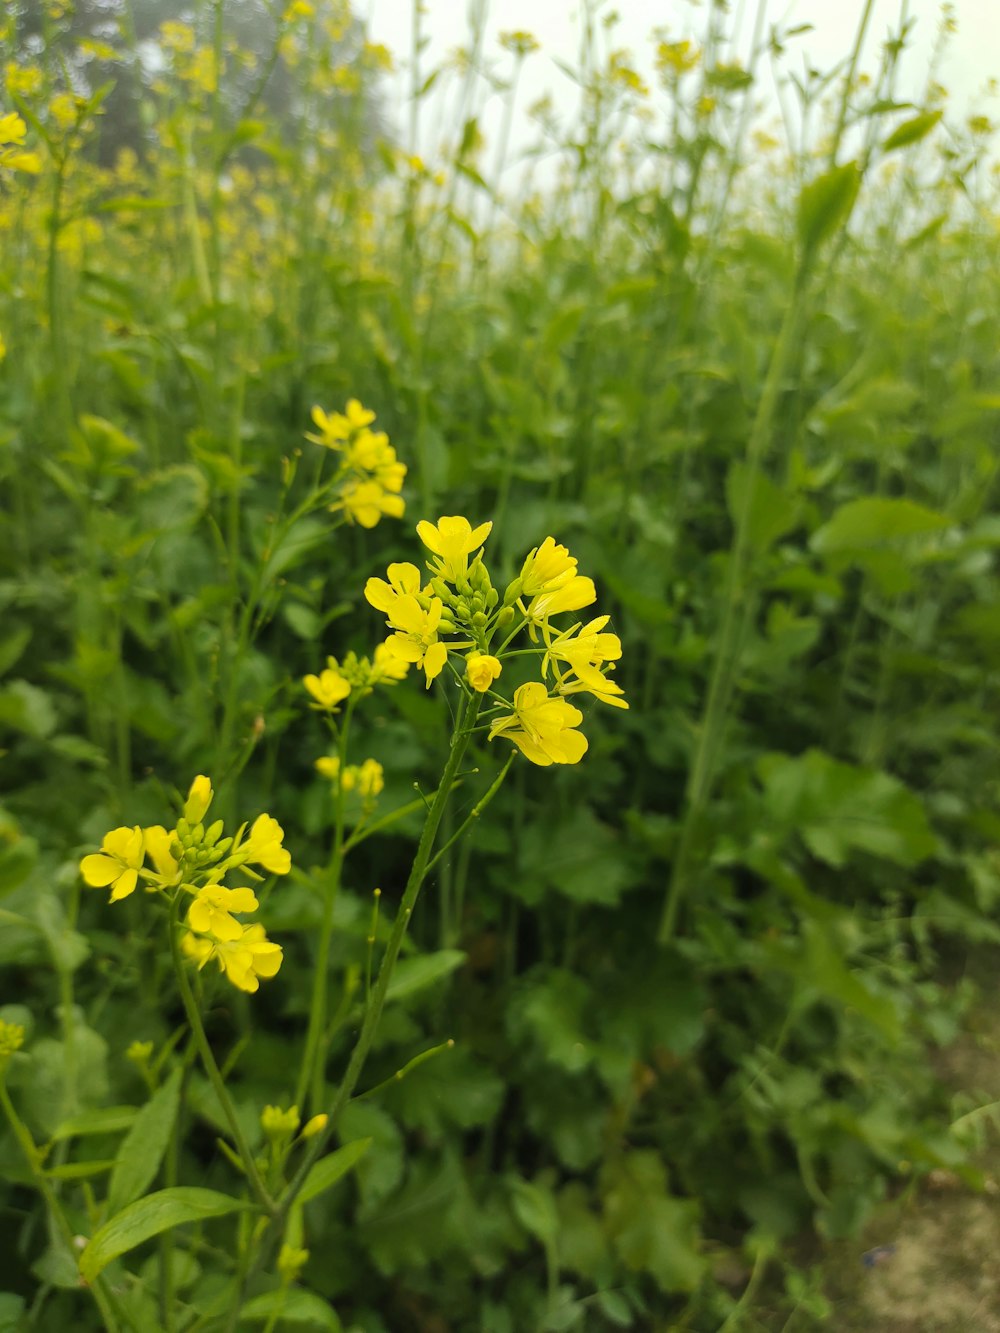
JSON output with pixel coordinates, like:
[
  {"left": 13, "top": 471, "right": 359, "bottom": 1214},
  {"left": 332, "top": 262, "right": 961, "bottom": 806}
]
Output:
[{"left": 172, "top": 816, "right": 233, "bottom": 869}]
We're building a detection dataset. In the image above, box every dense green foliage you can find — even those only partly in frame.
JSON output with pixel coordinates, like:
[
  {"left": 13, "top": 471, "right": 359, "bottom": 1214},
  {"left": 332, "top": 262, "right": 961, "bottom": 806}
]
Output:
[{"left": 2, "top": 0, "right": 1000, "bottom": 1328}]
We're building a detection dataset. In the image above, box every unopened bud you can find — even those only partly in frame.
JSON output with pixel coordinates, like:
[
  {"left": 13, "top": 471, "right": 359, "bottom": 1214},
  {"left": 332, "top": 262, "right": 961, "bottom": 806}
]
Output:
[
  {"left": 496, "top": 606, "right": 515, "bottom": 628},
  {"left": 503, "top": 578, "right": 522, "bottom": 606}
]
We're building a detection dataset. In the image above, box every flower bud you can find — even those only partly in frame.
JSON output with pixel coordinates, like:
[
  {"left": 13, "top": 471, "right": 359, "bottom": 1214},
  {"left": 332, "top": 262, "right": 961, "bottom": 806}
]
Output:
[
  {"left": 496, "top": 606, "right": 515, "bottom": 628},
  {"left": 204, "top": 819, "right": 224, "bottom": 848},
  {"left": 301, "top": 1113, "right": 328, "bottom": 1139},
  {"left": 503, "top": 578, "right": 522, "bottom": 606},
  {"left": 472, "top": 611, "right": 488, "bottom": 629},
  {"left": 183, "top": 775, "right": 213, "bottom": 824}
]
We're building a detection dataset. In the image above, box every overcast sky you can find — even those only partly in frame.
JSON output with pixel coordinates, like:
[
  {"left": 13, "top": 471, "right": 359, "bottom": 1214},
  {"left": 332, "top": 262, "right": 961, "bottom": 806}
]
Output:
[{"left": 361, "top": 1, "right": 1000, "bottom": 166}]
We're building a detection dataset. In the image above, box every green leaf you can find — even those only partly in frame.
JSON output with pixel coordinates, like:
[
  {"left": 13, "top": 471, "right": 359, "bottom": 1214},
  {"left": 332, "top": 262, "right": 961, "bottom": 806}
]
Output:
[
  {"left": 882, "top": 109, "right": 943, "bottom": 152},
  {"left": 298, "top": 1138, "right": 373, "bottom": 1207},
  {"left": 796, "top": 161, "right": 861, "bottom": 255},
  {"left": 811, "top": 496, "right": 950, "bottom": 553},
  {"left": 79, "top": 1187, "right": 245, "bottom": 1281},
  {"left": 338, "top": 1105, "right": 403, "bottom": 1211},
  {"left": 509, "top": 1176, "right": 559, "bottom": 1249},
  {"left": 0, "top": 1294, "right": 25, "bottom": 1332},
  {"left": 602, "top": 1150, "right": 704, "bottom": 1292},
  {"left": 107, "top": 1067, "right": 182, "bottom": 1215},
  {"left": 45, "top": 1159, "right": 116, "bottom": 1180},
  {"left": 758, "top": 749, "right": 937, "bottom": 868},
  {"left": 49, "top": 1106, "right": 138, "bottom": 1142},
  {"left": 385, "top": 949, "right": 466, "bottom": 1003},
  {"left": 0, "top": 681, "right": 57, "bottom": 738},
  {"left": 240, "top": 1288, "right": 342, "bottom": 1329},
  {"left": 725, "top": 461, "right": 800, "bottom": 553}
]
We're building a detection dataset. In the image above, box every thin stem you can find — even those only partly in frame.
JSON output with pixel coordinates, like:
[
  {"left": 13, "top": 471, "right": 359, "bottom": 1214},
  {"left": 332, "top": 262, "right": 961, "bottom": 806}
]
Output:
[{"left": 167, "top": 898, "right": 275, "bottom": 1215}]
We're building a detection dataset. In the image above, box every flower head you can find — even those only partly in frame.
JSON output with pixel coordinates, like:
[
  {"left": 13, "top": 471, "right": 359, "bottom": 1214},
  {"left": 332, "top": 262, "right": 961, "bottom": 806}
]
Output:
[
  {"left": 143, "top": 825, "right": 182, "bottom": 886},
  {"left": 334, "top": 477, "right": 405, "bottom": 529},
  {"left": 303, "top": 666, "right": 351, "bottom": 711},
  {"left": 518, "top": 536, "right": 579, "bottom": 599},
  {"left": 488, "top": 682, "right": 588, "bottom": 766},
  {"left": 182, "top": 922, "right": 283, "bottom": 993},
  {"left": 80, "top": 826, "right": 145, "bottom": 902},
  {"left": 416, "top": 516, "right": 493, "bottom": 584},
  {"left": 184, "top": 775, "right": 213, "bottom": 824},
  {"left": 466, "top": 653, "right": 502, "bottom": 693},
  {"left": 188, "top": 885, "right": 259, "bottom": 942},
  {"left": 240, "top": 814, "right": 291, "bottom": 875}
]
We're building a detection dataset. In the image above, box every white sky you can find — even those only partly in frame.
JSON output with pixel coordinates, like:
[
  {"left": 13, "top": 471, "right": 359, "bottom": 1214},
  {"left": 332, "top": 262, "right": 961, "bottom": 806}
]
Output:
[{"left": 361, "top": 1, "right": 1000, "bottom": 168}]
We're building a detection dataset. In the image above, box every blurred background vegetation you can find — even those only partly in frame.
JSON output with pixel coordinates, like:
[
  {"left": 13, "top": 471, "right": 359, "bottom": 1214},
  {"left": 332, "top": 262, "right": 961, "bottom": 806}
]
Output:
[{"left": 2, "top": 0, "right": 1000, "bottom": 1327}]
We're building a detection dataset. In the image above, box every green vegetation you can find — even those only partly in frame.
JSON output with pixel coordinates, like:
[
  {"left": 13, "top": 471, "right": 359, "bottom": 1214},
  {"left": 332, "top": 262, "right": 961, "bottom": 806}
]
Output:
[{"left": 1, "top": 0, "right": 999, "bottom": 1328}]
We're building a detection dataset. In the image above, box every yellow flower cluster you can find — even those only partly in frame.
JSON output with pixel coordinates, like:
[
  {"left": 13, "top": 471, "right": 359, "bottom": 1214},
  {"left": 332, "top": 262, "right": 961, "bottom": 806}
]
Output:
[
  {"left": 303, "top": 644, "right": 409, "bottom": 714},
  {"left": 79, "top": 777, "right": 289, "bottom": 993},
  {"left": 306, "top": 399, "right": 406, "bottom": 529},
  {"left": 347, "top": 517, "right": 627, "bottom": 766},
  {"left": 0, "top": 112, "right": 41, "bottom": 175},
  {"left": 315, "top": 755, "right": 384, "bottom": 798}
]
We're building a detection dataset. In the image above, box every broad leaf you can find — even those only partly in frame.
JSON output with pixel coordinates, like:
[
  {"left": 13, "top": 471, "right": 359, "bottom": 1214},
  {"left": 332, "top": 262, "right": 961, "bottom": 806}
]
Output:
[
  {"left": 107, "top": 1067, "right": 182, "bottom": 1215},
  {"left": 79, "top": 1187, "right": 244, "bottom": 1281}
]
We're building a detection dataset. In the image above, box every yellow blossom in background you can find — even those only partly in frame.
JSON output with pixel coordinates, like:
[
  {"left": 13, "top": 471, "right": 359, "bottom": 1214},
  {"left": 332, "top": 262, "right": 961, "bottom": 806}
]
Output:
[
  {"left": 416, "top": 515, "right": 493, "bottom": 583},
  {"left": 336, "top": 477, "right": 405, "bottom": 528},
  {"left": 356, "top": 758, "right": 384, "bottom": 798},
  {"left": 182, "top": 922, "right": 283, "bottom": 993},
  {"left": 301, "top": 1113, "right": 328, "bottom": 1139},
  {"left": 0, "top": 111, "right": 41, "bottom": 174},
  {"left": 278, "top": 1244, "right": 310, "bottom": 1283},
  {"left": 307, "top": 399, "right": 375, "bottom": 449},
  {"left": 283, "top": 0, "right": 315, "bottom": 19},
  {"left": 0, "top": 1019, "right": 25, "bottom": 1060},
  {"left": 303, "top": 665, "right": 351, "bottom": 711},
  {"left": 261, "top": 1104, "right": 300, "bottom": 1140},
  {"left": 6, "top": 64, "right": 44, "bottom": 98},
  {"left": 0, "top": 332, "right": 5, "bottom": 363},
  {"left": 80, "top": 826, "right": 145, "bottom": 902},
  {"left": 188, "top": 885, "right": 259, "bottom": 942},
  {"left": 488, "top": 682, "right": 588, "bottom": 767},
  {"left": 466, "top": 653, "right": 502, "bottom": 692},
  {"left": 500, "top": 30, "right": 540, "bottom": 57}
]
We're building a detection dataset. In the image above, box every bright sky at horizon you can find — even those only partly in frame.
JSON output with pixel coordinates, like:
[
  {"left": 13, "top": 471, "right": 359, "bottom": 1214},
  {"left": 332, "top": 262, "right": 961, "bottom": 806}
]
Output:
[{"left": 361, "top": 1, "right": 1000, "bottom": 168}]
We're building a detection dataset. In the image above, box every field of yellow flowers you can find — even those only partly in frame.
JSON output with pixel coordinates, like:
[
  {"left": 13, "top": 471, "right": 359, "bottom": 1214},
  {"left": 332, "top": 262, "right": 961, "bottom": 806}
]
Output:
[{"left": 2, "top": 1, "right": 1000, "bottom": 1329}]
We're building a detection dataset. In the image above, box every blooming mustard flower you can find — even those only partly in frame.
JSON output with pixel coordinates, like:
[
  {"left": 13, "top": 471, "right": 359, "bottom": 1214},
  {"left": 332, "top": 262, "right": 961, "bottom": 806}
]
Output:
[
  {"left": 381, "top": 595, "right": 449, "bottom": 686},
  {"left": 303, "top": 665, "right": 351, "bottom": 711},
  {"left": 80, "top": 826, "right": 145, "bottom": 902},
  {"left": 365, "top": 561, "right": 422, "bottom": 613},
  {"left": 143, "top": 825, "right": 182, "bottom": 886},
  {"left": 518, "top": 536, "right": 579, "bottom": 598},
  {"left": 182, "top": 923, "right": 283, "bottom": 993},
  {"left": 188, "top": 885, "right": 259, "bottom": 942},
  {"left": 416, "top": 516, "right": 493, "bottom": 583},
  {"left": 240, "top": 814, "right": 291, "bottom": 875},
  {"left": 488, "top": 682, "right": 588, "bottom": 766},
  {"left": 335, "top": 477, "right": 405, "bottom": 529}
]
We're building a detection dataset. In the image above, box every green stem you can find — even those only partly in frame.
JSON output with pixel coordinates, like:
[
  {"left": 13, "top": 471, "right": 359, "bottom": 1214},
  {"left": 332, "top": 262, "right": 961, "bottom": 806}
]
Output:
[
  {"left": 269, "top": 692, "right": 483, "bottom": 1244},
  {"left": 658, "top": 284, "right": 807, "bottom": 945},
  {"left": 0, "top": 1082, "right": 119, "bottom": 1333},
  {"left": 167, "top": 898, "right": 275, "bottom": 1214}
]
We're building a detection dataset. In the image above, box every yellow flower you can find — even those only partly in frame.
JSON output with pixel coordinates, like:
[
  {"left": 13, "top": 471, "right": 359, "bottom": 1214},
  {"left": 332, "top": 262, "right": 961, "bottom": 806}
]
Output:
[
  {"left": 369, "top": 640, "right": 411, "bottom": 684},
  {"left": 143, "top": 825, "right": 182, "bottom": 886},
  {"left": 184, "top": 775, "right": 213, "bottom": 824},
  {"left": 525, "top": 575, "right": 596, "bottom": 627},
  {"left": 261, "top": 1104, "right": 300, "bottom": 1140},
  {"left": 346, "top": 428, "right": 406, "bottom": 493},
  {"left": 303, "top": 666, "right": 351, "bottom": 710},
  {"left": 301, "top": 1112, "right": 328, "bottom": 1138},
  {"left": 0, "top": 111, "right": 41, "bottom": 173},
  {"left": 188, "top": 885, "right": 259, "bottom": 942},
  {"left": 466, "top": 653, "right": 502, "bottom": 692},
  {"left": 488, "top": 682, "right": 588, "bottom": 766},
  {"left": 315, "top": 755, "right": 346, "bottom": 784},
  {"left": 0, "top": 1019, "right": 25, "bottom": 1059},
  {"left": 306, "top": 399, "right": 376, "bottom": 449},
  {"left": 518, "top": 536, "right": 579, "bottom": 598},
  {"left": 356, "top": 757, "right": 384, "bottom": 798},
  {"left": 241, "top": 814, "right": 291, "bottom": 875},
  {"left": 0, "top": 332, "right": 5, "bottom": 363},
  {"left": 182, "top": 922, "right": 283, "bottom": 993},
  {"left": 80, "top": 826, "right": 145, "bottom": 902},
  {"left": 382, "top": 597, "right": 448, "bottom": 686},
  {"left": 416, "top": 515, "right": 493, "bottom": 583},
  {"left": 541, "top": 617, "right": 627, "bottom": 707},
  {"left": 364, "top": 561, "right": 422, "bottom": 613},
  {"left": 277, "top": 1244, "right": 310, "bottom": 1283},
  {"left": 335, "top": 477, "right": 405, "bottom": 528}
]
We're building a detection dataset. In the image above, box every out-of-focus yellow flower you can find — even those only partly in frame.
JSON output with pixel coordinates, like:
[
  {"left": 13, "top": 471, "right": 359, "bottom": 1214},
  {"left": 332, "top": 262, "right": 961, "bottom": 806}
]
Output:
[
  {"left": 283, "top": 0, "right": 315, "bottom": 19},
  {"left": 370, "top": 641, "right": 411, "bottom": 684},
  {"left": 0, "top": 1019, "right": 25, "bottom": 1059},
  {"left": 488, "top": 682, "right": 588, "bottom": 766},
  {"left": 278, "top": 1244, "right": 310, "bottom": 1283},
  {"left": 0, "top": 332, "right": 5, "bottom": 363},
  {"left": 182, "top": 922, "right": 283, "bottom": 992},
  {"left": 188, "top": 885, "right": 259, "bottom": 942},
  {"left": 356, "top": 758, "right": 384, "bottom": 798},
  {"left": 80, "top": 826, "right": 145, "bottom": 902},
  {"left": 335, "top": 477, "right": 405, "bottom": 528},
  {"left": 126, "top": 1039, "right": 154, "bottom": 1065},
  {"left": 0, "top": 111, "right": 41, "bottom": 173},
  {"left": 6, "top": 64, "right": 44, "bottom": 97},
  {"left": 466, "top": 653, "right": 502, "bottom": 692},
  {"left": 656, "top": 38, "right": 699, "bottom": 78},
  {"left": 416, "top": 515, "right": 493, "bottom": 583},
  {"left": 303, "top": 666, "right": 352, "bottom": 711},
  {"left": 307, "top": 399, "right": 376, "bottom": 449},
  {"left": 261, "top": 1104, "right": 300, "bottom": 1140},
  {"left": 500, "top": 30, "right": 540, "bottom": 58},
  {"left": 301, "top": 1113, "right": 327, "bottom": 1139},
  {"left": 160, "top": 20, "right": 196, "bottom": 54}
]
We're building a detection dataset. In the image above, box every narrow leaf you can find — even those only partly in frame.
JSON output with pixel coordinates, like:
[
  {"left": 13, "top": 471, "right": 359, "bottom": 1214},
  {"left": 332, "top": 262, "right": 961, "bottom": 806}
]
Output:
[
  {"left": 796, "top": 162, "right": 861, "bottom": 255},
  {"left": 79, "top": 1187, "right": 244, "bottom": 1282},
  {"left": 298, "top": 1138, "right": 372, "bottom": 1206},
  {"left": 385, "top": 950, "right": 466, "bottom": 1002},
  {"left": 107, "top": 1068, "right": 182, "bottom": 1215},
  {"left": 883, "top": 109, "right": 943, "bottom": 153}
]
